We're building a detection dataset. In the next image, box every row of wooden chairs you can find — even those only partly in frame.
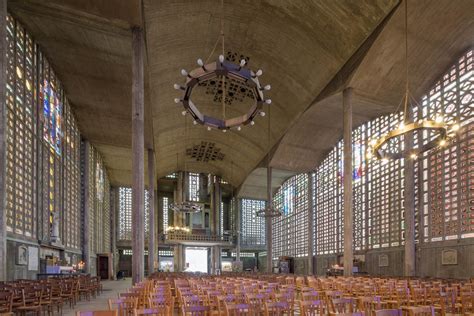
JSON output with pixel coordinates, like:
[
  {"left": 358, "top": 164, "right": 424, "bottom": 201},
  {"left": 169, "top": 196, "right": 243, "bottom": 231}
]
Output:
[{"left": 0, "top": 275, "right": 103, "bottom": 315}]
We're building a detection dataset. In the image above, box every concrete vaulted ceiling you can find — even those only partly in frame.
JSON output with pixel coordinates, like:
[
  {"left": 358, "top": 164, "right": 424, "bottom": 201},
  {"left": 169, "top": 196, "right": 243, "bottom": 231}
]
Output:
[{"left": 8, "top": 0, "right": 471, "bottom": 198}]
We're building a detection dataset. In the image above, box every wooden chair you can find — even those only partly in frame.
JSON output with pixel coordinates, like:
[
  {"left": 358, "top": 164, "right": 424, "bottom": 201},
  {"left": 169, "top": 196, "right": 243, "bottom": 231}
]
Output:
[
  {"left": 224, "top": 303, "right": 253, "bottom": 316},
  {"left": 299, "top": 299, "right": 324, "bottom": 316},
  {"left": 0, "top": 292, "right": 13, "bottom": 315},
  {"left": 76, "top": 311, "right": 118, "bottom": 316},
  {"left": 406, "top": 306, "right": 435, "bottom": 316},
  {"left": 264, "top": 301, "right": 290, "bottom": 316},
  {"left": 148, "top": 297, "right": 173, "bottom": 315},
  {"left": 329, "top": 298, "right": 355, "bottom": 316},
  {"left": 15, "top": 287, "right": 43, "bottom": 316},
  {"left": 357, "top": 296, "right": 382, "bottom": 314},
  {"left": 182, "top": 305, "right": 210, "bottom": 316},
  {"left": 372, "top": 309, "right": 402, "bottom": 316},
  {"left": 245, "top": 293, "right": 268, "bottom": 315},
  {"left": 133, "top": 308, "right": 167, "bottom": 316},
  {"left": 108, "top": 297, "right": 138, "bottom": 316}
]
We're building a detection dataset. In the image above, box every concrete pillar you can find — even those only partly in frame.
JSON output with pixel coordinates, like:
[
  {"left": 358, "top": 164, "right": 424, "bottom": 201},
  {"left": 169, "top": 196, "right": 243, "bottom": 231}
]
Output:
[
  {"left": 211, "top": 177, "right": 222, "bottom": 235},
  {"left": 131, "top": 27, "right": 145, "bottom": 285},
  {"left": 110, "top": 187, "right": 117, "bottom": 279},
  {"left": 173, "top": 172, "right": 185, "bottom": 227},
  {"left": 266, "top": 166, "right": 273, "bottom": 273},
  {"left": 212, "top": 245, "right": 221, "bottom": 274},
  {"left": 404, "top": 124, "right": 416, "bottom": 276},
  {"left": 0, "top": 0, "right": 7, "bottom": 281},
  {"left": 236, "top": 198, "right": 241, "bottom": 264},
  {"left": 148, "top": 149, "right": 156, "bottom": 275},
  {"left": 343, "top": 88, "right": 353, "bottom": 276},
  {"left": 83, "top": 141, "right": 91, "bottom": 274},
  {"left": 173, "top": 244, "right": 184, "bottom": 272},
  {"left": 307, "top": 172, "right": 314, "bottom": 275}
]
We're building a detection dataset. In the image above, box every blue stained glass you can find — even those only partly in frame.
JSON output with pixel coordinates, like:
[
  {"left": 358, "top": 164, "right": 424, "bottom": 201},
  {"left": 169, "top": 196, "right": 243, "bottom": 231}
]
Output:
[{"left": 42, "top": 79, "right": 62, "bottom": 155}]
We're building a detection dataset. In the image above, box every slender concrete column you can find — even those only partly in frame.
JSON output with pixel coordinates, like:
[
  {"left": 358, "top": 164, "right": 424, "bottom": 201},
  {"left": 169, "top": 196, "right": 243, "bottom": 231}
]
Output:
[
  {"left": 404, "top": 123, "right": 416, "bottom": 276},
  {"left": 266, "top": 166, "right": 273, "bottom": 273},
  {"left": 83, "top": 141, "right": 91, "bottom": 274},
  {"left": 236, "top": 198, "right": 241, "bottom": 264},
  {"left": 212, "top": 245, "right": 221, "bottom": 274},
  {"left": 307, "top": 172, "right": 314, "bottom": 275},
  {"left": 0, "top": 0, "right": 7, "bottom": 281},
  {"left": 110, "top": 187, "right": 117, "bottom": 279},
  {"left": 211, "top": 177, "right": 222, "bottom": 236},
  {"left": 343, "top": 88, "right": 353, "bottom": 276},
  {"left": 148, "top": 149, "right": 156, "bottom": 275},
  {"left": 131, "top": 27, "right": 145, "bottom": 285}
]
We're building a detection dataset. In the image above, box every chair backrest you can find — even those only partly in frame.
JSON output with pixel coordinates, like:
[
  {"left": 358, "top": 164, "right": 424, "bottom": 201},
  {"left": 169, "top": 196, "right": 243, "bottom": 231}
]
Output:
[
  {"left": 299, "top": 299, "right": 324, "bottom": 316},
  {"left": 0, "top": 291, "right": 13, "bottom": 313},
  {"left": 133, "top": 308, "right": 167, "bottom": 316},
  {"left": 182, "top": 305, "right": 210, "bottom": 316},
  {"left": 76, "top": 311, "right": 118, "bottom": 316},
  {"left": 372, "top": 309, "right": 403, "bottom": 316},
  {"left": 357, "top": 296, "right": 382, "bottom": 313},
  {"left": 330, "top": 298, "right": 354, "bottom": 314},
  {"left": 407, "top": 306, "right": 435, "bottom": 316},
  {"left": 224, "top": 303, "right": 253, "bottom": 316},
  {"left": 264, "top": 301, "right": 290, "bottom": 316},
  {"left": 108, "top": 298, "right": 138, "bottom": 315}
]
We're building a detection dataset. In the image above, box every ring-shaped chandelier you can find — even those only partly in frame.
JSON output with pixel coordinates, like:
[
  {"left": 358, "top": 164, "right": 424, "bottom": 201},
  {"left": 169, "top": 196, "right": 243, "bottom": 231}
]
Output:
[
  {"left": 370, "top": 119, "right": 451, "bottom": 160},
  {"left": 367, "top": 0, "right": 457, "bottom": 161},
  {"left": 169, "top": 200, "right": 202, "bottom": 214},
  {"left": 256, "top": 206, "right": 282, "bottom": 218},
  {"left": 174, "top": 56, "right": 271, "bottom": 131}
]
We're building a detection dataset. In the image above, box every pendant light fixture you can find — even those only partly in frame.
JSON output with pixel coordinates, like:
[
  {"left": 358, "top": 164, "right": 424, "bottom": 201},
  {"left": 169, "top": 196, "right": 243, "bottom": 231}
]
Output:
[{"left": 367, "top": 0, "right": 458, "bottom": 161}]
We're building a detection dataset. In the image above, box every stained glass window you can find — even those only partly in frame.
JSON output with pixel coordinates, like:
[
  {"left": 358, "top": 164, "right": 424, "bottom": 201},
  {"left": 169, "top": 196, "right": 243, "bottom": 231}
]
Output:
[
  {"left": 241, "top": 199, "right": 266, "bottom": 246},
  {"left": 163, "top": 197, "right": 169, "bottom": 231},
  {"left": 272, "top": 174, "right": 308, "bottom": 259},
  {"left": 118, "top": 187, "right": 150, "bottom": 240},
  {"left": 188, "top": 172, "right": 200, "bottom": 201}
]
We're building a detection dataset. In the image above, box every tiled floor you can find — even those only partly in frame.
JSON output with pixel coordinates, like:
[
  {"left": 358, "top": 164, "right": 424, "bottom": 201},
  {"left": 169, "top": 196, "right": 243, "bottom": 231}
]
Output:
[{"left": 63, "top": 278, "right": 132, "bottom": 316}]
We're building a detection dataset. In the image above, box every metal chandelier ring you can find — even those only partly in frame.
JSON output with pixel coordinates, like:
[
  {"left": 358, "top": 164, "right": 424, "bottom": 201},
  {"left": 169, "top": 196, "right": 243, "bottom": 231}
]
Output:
[
  {"left": 372, "top": 120, "right": 448, "bottom": 160},
  {"left": 178, "top": 59, "right": 267, "bottom": 130}
]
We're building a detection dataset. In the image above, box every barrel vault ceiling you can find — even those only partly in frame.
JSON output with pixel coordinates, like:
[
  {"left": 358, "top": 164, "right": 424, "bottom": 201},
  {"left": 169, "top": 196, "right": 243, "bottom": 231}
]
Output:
[{"left": 10, "top": 0, "right": 470, "bottom": 198}]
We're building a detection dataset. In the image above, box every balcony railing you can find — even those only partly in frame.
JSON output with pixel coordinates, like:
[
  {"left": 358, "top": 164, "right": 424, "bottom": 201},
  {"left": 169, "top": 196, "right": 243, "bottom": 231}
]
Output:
[{"left": 163, "top": 232, "right": 233, "bottom": 243}]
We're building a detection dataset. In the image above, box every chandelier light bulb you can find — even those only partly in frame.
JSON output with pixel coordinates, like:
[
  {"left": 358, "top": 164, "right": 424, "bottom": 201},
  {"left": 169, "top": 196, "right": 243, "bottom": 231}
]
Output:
[
  {"left": 399, "top": 121, "right": 405, "bottom": 130},
  {"left": 237, "top": 126, "right": 242, "bottom": 131},
  {"left": 410, "top": 153, "right": 417, "bottom": 160},
  {"left": 180, "top": 69, "right": 188, "bottom": 76},
  {"left": 197, "top": 58, "right": 204, "bottom": 66},
  {"left": 174, "top": 83, "right": 182, "bottom": 90},
  {"left": 219, "top": 55, "right": 224, "bottom": 63},
  {"left": 181, "top": 110, "right": 187, "bottom": 116},
  {"left": 369, "top": 139, "right": 377, "bottom": 146},
  {"left": 255, "top": 69, "right": 263, "bottom": 77},
  {"left": 439, "top": 139, "right": 447, "bottom": 147},
  {"left": 174, "top": 98, "right": 181, "bottom": 104},
  {"left": 451, "top": 123, "right": 460, "bottom": 131},
  {"left": 435, "top": 115, "right": 444, "bottom": 123},
  {"left": 264, "top": 84, "right": 271, "bottom": 91},
  {"left": 265, "top": 99, "right": 272, "bottom": 104},
  {"left": 260, "top": 111, "right": 266, "bottom": 117},
  {"left": 250, "top": 120, "right": 255, "bottom": 126},
  {"left": 240, "top": 59, "right": 246, "bottom": 67},
  {"left": 207, "top": 126, "right": 212, "bottom": 131},
  {"left": 223, "top": 129, "right": 227, "bottom": 133},
  {"left": 366, "top": 152, "right": 373, "bottom": 160},
  {"left": 193, "top": 120, "right": 197, "bottom": 125}
]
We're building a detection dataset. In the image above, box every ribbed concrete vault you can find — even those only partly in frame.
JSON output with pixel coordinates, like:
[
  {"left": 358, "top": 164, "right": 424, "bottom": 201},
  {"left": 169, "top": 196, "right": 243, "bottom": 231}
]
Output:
[{"left": 8, "top": 0, "right": 407, "bottom": 190}]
